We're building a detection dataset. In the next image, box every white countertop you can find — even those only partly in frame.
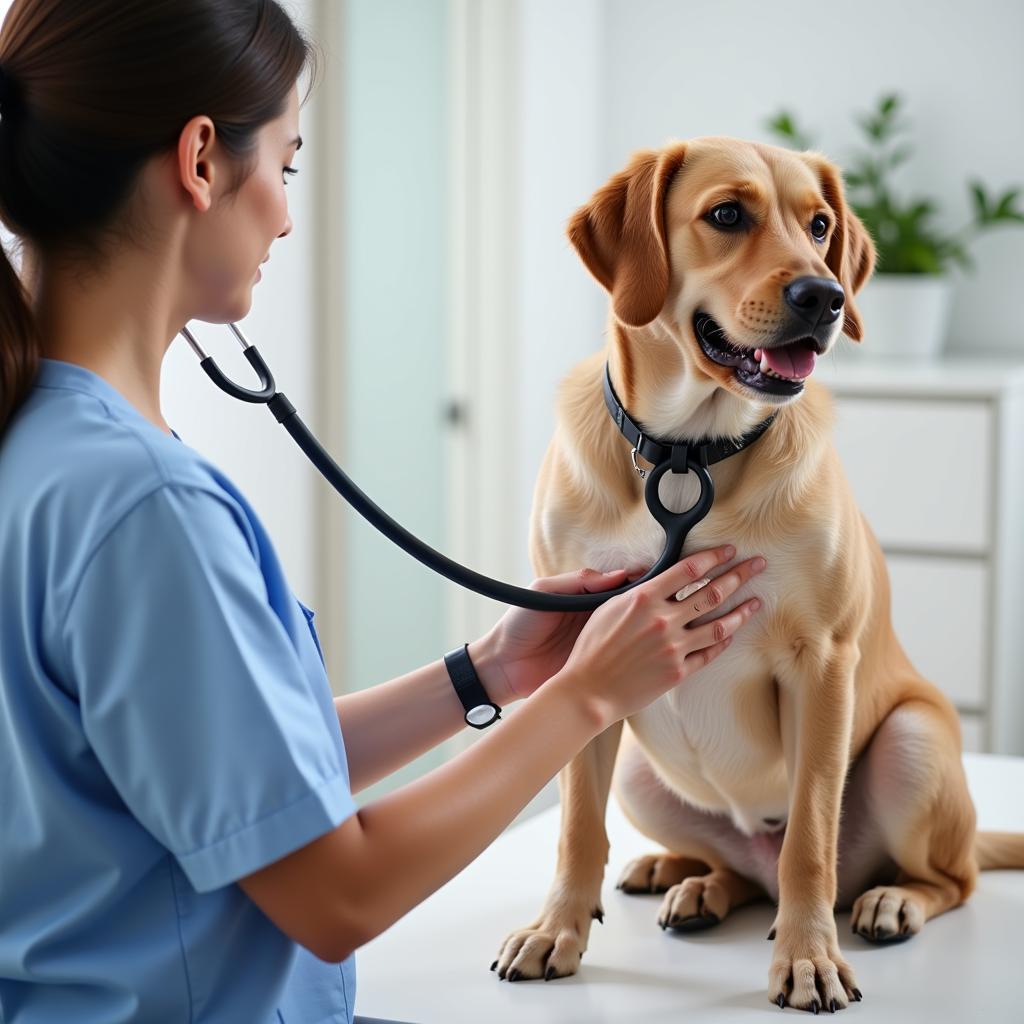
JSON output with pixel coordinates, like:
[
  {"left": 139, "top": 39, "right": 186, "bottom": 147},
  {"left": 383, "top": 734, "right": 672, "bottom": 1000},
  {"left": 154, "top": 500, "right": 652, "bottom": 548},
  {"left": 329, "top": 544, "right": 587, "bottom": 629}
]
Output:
[
  {"left": 355, "top": 753, "right": 1024, "bottom": 1023},
  {"left": 814, "top": 347, "right": 1024, "bottom": 398}
]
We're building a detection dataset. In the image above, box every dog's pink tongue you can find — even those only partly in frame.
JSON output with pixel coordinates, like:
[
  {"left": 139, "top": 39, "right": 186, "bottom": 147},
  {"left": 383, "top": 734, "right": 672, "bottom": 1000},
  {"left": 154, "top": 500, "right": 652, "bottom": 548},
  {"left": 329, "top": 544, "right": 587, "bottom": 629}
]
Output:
[{"left": 762, "top": 343, "right": 817, "bottom": 380}]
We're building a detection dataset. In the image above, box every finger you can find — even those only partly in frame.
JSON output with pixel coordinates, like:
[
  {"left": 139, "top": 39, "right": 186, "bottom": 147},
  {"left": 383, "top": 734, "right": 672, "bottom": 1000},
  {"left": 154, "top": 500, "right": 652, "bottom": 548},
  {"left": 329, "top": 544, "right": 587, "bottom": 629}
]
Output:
[
  {"left": 638, "top": 545, "right": 736, "bottom": 601},
  {"left": 674, "top": 575, "right": 713, "bottom": 602},
  {"left": 530, "top": 566, "right": 633, "bottom": 596},
  {"left": 623, "top": 564, "right": 652, "bottom": 582},
  {"left": 685, "top": 596, "right": 762, "bottom": 647},
  {"left": 675, "top": 556, "right": 766, "bottom": 621},
  {"left": 681, "top": 633, "right": 733, "bottom": 671}
]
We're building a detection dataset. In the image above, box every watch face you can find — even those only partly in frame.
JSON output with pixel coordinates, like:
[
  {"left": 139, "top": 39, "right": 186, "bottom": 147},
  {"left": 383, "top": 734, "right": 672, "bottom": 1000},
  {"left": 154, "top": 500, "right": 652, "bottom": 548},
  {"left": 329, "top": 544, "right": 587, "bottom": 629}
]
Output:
[{"left": 466, "top": 704, "right": 498, "bottom": 727}]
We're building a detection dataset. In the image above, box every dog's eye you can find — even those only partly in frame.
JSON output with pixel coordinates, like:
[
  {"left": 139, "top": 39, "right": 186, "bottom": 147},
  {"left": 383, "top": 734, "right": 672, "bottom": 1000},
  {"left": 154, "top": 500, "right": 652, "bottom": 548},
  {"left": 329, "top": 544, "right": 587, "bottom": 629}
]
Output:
[
  {"left": 708, "top": 203, "right": 744, "bottom": 230},
  {"left": 810, "top": 214, "right": 830, "bottom": 241}
]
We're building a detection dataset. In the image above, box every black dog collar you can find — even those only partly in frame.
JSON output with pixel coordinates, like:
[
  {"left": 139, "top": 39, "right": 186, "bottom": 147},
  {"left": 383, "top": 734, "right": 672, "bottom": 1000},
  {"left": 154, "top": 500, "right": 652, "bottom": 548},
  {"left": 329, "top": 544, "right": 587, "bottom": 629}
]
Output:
[{"left": 603, "top": 362, "right": 776, "bottom": 477}]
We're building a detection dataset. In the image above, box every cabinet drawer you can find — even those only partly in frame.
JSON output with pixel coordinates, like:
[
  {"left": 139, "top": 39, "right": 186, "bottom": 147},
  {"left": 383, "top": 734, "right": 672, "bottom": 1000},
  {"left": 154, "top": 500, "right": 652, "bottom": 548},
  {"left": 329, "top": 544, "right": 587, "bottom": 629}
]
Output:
[
  {"left": 833, "top": 398, "right": 992, "bottom": 551},
  {"left": 885, "top": 555, "right": 988, "bottom": 709}
]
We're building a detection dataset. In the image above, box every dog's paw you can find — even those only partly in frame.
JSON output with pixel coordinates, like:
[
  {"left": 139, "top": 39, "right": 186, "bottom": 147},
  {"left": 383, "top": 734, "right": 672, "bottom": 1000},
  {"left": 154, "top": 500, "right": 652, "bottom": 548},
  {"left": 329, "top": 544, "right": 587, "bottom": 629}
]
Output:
[
  {"left": 492, "top": 903, "right": 598, "bottom": 982},
  {"left": 616, "top": 852, "right": 697, "bottom": 895},
  {"left": 851, "top": 885, "right": 924, "bottom": 944},
  {"left": 768, "top": 913, "right": 860, "bottom": 1012},
  {"left": 656, "top": 875, "right": 727, "bottom": 931}
]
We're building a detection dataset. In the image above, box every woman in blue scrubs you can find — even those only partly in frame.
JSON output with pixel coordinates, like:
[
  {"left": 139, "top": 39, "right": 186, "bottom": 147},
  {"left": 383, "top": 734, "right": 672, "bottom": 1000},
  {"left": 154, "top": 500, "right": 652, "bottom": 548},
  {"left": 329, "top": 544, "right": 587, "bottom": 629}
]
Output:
[{"left": 0, "top": 2, "right": 765, "bottom": 1021}]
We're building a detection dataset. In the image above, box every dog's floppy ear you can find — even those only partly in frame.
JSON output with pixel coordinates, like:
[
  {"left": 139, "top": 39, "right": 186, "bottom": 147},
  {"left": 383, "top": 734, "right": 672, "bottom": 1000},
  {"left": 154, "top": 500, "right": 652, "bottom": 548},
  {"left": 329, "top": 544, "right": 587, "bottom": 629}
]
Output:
[
  {"left": 567, "top": 143, "right": 687, "bottom": 328},
  {"left": 808, "top": 155, "right": 877, "bottom": 342}
]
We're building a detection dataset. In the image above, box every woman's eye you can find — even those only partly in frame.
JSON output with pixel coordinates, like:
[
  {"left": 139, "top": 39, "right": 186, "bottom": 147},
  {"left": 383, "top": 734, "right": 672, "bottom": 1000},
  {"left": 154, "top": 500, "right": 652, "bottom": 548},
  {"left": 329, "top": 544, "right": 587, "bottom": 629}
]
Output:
[
  {"left": 811, "top": 214, "right": 830, "bottom": 241},
  {"left": 708, "top": 203, "right": 743, "bottom": 229},
  {"left": 283, "top": 166, "right": 299, "bottom": 185}
]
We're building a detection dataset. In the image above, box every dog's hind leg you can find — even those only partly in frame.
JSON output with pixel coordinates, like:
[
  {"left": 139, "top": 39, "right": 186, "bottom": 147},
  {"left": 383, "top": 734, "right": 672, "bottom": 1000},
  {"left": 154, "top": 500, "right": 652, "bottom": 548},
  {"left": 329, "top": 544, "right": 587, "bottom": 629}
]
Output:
[
  {"left": 847, "top": 698, "right": 978, "bottom": 944},
  {"left": 611, "top": 727, "right": 768, "bottom": 931}
]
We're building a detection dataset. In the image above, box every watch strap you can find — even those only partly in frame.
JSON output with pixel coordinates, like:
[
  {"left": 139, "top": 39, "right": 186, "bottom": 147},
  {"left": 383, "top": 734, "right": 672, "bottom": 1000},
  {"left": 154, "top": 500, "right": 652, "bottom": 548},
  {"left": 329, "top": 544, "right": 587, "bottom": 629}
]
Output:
[{"left": 443, "top": 643, "right": 501, "bottom": 729}]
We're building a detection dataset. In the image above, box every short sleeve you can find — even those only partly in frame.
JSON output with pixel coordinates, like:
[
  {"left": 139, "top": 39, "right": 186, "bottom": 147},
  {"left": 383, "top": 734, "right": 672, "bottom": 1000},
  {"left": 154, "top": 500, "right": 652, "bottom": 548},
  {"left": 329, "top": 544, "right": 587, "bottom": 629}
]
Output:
[{"left": 61, "top": 484, "right": 357, "bottom": 892}]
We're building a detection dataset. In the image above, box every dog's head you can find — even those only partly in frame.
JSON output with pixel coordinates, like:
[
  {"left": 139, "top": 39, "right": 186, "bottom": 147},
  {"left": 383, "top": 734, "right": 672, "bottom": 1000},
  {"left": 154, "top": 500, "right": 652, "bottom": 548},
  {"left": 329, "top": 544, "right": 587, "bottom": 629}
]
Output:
[{"left": 568, "top": 137, "right": 876, "bottom": 406}]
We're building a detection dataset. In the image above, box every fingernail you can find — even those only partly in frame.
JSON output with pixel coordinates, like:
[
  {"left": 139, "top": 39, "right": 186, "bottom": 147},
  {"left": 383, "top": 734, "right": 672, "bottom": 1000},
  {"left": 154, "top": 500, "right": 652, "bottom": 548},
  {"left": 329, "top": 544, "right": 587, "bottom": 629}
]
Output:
[
  {"left": 750, "top": 598, "right": 761, "bottom": 611},
  {"left": 602, "top": 569, "right": 622, "bottom": 577},
  {"left": 724, "top": 545, "right": 736, "bottom": 558},
  {"left": 752, "top": 556, "right": 766, "bottom": 571}
]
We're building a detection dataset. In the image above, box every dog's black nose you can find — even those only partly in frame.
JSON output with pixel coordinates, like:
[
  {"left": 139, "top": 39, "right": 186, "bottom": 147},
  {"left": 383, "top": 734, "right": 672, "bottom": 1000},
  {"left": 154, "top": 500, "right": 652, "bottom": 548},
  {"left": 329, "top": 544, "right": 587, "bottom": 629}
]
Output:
[{"left": 784, "top": 276, "right": 845, "bottom": 327}]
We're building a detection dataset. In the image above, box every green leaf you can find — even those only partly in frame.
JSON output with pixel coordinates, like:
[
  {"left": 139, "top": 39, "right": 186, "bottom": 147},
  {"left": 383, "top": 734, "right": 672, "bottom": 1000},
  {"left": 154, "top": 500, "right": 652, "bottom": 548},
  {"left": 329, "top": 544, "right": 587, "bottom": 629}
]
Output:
[
  {"left": 969, "top": 181, "right": 989, "bottom": 221},
  {"left": 765, "top": 110, "right": 814, "bottom": 150},
  {"left": 887, "top": 144, "right": 913, "bottom": 168},
  {"left": 994, "top": 188, "right": 1022, "bottom": 219}
]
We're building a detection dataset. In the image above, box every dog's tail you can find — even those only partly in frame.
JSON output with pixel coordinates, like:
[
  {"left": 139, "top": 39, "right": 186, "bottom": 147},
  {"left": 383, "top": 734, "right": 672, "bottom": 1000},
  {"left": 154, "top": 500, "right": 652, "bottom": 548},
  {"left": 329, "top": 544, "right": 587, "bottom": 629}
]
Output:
[{"left": 975, "top": 831, "right": 1024, "bottom": 870}]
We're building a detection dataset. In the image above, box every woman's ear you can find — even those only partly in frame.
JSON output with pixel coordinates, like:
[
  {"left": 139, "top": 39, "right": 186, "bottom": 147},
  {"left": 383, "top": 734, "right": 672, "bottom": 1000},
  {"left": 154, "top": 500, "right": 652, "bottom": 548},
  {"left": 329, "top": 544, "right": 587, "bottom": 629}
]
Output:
[
  {"left": 807, "top": 155, "right": 877, "bottom": 342},
  {"left": 567, "top": 142, "right": 687, "bottom": 328}
]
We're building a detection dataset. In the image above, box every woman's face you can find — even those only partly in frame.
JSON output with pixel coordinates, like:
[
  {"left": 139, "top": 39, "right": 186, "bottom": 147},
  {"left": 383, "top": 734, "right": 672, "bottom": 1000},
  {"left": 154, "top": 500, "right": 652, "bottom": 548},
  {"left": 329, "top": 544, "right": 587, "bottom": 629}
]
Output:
[{"left": 184, "top": 84, "right": 301, "bottom": 324}]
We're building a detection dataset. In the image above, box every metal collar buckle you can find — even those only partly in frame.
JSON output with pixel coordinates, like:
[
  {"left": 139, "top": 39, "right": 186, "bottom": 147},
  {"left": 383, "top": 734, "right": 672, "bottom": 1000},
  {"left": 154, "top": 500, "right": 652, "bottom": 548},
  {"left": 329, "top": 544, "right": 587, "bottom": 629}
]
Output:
[{"left": 630, "top": 433, "right": 647, "bottom": 478}]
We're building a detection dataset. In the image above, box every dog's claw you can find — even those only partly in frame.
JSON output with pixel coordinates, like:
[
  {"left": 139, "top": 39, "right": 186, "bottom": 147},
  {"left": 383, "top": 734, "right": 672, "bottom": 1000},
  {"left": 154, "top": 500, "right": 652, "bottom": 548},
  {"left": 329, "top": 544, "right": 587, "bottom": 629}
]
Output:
[
  {"left": 490, "top": 959, "right": 498, "bottom": 972},
  {"left": 507, "top": 968, "right": 521, "bottom": 983},
  {"left": 593, "top": 907, "right": 604, "bottom": 924},
  {"left": 776, "top": 994, "right": 786, "bottom": 1009},
  {"left": 852, "top": 988, "right": 863, "bottom": 1002},
  {"left": 544, "top": 965, "right": 557, "bottom": 982},
  {"left": 811, "top": 998, "right": 820, "bottom": 1014},
  {"left": 829, "top": 998, "right": 838, "bottom": 1013},
  {"left": 666, "top": 911, "right": 720, "bottom": 931},
  {"left": 767, "top": 927, "right": 776, "bottom": 940}
]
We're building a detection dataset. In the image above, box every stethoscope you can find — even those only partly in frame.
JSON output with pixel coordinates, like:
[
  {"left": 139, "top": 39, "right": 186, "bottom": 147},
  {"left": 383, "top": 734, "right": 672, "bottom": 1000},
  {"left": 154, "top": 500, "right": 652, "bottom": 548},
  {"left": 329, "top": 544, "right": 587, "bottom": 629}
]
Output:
[{"left": 178, "top": 322, "right": 716, "bottom": 612}]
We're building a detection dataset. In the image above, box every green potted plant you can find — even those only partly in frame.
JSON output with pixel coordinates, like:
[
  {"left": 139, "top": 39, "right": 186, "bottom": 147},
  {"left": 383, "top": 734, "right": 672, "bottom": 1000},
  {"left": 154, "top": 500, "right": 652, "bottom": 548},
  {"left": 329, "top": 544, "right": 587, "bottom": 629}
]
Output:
[{"left": 767, "top": 94, "right": 1024, "bottom": 358}]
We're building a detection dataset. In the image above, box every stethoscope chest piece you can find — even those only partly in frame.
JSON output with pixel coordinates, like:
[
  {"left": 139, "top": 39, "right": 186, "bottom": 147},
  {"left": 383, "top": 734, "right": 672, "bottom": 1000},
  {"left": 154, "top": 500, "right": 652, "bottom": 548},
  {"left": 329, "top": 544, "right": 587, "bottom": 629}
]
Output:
[{"left": 641, "top": 457, "right": 715, "bottom": 579}]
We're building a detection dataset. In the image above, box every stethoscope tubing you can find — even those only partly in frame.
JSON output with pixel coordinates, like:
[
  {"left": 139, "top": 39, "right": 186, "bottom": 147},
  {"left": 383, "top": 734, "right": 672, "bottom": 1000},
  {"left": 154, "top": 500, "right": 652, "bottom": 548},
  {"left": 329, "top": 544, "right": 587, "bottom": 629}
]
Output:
[{"left": 178, "top": 324, "right": 714, "bottom": 612}]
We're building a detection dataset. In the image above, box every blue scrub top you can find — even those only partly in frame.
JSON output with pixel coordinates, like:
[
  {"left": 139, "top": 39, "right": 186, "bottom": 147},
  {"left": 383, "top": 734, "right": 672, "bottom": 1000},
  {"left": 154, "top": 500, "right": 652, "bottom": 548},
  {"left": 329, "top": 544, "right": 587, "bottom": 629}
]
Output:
[{"left": 0, "top": 358, "right": 359, "bottom": 1022}]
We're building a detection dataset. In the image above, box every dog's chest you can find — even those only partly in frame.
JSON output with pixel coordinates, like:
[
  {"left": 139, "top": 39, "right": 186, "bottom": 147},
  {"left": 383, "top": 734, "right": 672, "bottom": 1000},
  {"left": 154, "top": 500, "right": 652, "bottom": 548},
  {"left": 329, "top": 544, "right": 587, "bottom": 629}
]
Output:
[{"left": 582, "top": 474, "right": 796, "bottom": 834}]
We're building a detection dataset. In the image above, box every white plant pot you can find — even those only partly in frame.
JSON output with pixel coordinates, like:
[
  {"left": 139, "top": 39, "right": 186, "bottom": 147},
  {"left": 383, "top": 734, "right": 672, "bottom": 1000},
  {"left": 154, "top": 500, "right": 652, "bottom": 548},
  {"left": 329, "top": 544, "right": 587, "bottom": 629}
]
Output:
[{"left": 851, "top": 273, "right": 954, "bottom": 359}]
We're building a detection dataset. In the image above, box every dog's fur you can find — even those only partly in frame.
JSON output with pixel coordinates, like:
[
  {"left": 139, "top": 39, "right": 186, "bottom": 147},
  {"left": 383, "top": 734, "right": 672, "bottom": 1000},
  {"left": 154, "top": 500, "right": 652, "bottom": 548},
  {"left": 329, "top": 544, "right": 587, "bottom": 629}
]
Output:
[{"left": 493, "top": 137, "right": 1024, "bottom": 1011}]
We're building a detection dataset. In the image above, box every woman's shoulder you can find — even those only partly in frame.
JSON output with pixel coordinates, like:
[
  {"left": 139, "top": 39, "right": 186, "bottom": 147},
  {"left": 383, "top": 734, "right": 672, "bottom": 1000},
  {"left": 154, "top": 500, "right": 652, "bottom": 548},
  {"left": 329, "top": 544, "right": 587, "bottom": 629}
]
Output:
[{"left": 0, "top": 369, "right": 255, "bottom": 580}]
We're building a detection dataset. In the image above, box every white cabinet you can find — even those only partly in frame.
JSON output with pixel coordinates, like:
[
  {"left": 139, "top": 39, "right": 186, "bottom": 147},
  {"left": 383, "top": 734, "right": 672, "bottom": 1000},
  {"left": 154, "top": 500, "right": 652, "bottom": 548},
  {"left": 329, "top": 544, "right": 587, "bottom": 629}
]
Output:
[{"left": 817, "top": 353, "right": 1024, "bottom": 754}]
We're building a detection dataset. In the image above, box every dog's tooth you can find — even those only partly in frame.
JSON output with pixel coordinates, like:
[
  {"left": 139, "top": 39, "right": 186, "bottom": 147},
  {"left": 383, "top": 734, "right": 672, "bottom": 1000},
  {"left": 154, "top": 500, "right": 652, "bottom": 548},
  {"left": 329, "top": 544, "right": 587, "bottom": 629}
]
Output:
[{"left": 760, "top": 354, "right": 770, "bottom": 374}]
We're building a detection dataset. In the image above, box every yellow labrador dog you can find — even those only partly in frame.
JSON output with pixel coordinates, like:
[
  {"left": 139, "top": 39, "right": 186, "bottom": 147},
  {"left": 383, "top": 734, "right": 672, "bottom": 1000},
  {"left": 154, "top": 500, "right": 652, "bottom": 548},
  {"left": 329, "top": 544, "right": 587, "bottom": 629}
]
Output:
[{"left": 493, "top": 137, "right": 1024, "bottom": 1012}]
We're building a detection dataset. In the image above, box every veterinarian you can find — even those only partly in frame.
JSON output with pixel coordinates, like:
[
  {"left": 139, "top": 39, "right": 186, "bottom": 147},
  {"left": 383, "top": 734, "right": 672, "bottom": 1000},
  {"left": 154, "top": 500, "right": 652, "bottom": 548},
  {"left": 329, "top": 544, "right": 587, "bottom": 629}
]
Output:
[{"left": 0, "top": 2, "right": 766, "bottom": 1022}]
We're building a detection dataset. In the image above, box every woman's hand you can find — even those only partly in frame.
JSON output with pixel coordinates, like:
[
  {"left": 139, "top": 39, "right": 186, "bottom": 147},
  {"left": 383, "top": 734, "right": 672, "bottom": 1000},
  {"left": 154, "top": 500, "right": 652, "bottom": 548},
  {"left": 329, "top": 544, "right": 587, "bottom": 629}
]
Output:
[{"left": 477, "top": 565, "right": 649, "bottom": 705}]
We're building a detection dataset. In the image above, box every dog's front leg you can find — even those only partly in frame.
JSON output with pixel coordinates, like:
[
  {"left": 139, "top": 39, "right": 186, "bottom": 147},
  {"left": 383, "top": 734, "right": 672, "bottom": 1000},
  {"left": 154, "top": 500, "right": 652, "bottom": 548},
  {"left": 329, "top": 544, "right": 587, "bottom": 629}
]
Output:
[
  {"left": 493, "top": 719, "right": 623, "bottom": 982},
  {"left": 770, "top": 642, "right": 861, "bottom": 1012}
]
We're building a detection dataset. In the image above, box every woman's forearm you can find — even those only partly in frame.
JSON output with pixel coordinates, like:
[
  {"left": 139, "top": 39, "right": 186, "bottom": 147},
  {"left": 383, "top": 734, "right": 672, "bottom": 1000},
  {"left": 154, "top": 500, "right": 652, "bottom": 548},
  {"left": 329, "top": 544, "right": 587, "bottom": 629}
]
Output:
[
  {"left": 335, "top": 636, "right": 509, "bottom": 794},
  {"left": 344, "top": 672, "right": 602, "bottom": 948}
]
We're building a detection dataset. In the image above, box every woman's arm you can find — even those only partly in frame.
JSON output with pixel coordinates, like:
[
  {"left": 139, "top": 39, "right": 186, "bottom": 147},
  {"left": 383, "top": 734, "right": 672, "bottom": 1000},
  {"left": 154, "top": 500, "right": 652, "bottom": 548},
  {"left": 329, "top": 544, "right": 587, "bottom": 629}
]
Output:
[
  {"left": 334, "top": 637, "right": 509, "bottom": 795},
  {"left": 242, "top": 672, "right": 601, "bottom": 962},
  {"left": 238, "top": 548, "right": 762, "bottom": 963}
]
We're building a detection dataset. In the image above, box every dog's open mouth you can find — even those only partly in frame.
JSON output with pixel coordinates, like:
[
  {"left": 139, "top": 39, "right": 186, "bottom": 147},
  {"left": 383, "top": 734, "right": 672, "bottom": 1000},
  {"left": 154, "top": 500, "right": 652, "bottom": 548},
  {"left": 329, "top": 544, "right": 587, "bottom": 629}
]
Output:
[{"left": 694, "top": 312, "right": 823, "bottom": 397}]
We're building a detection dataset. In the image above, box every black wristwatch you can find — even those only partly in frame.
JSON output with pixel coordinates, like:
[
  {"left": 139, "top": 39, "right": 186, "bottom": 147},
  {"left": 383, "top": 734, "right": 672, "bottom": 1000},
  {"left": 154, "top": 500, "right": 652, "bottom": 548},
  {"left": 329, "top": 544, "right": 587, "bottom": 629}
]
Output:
[{"left": 443, "top": 643, "right": 502, "bottom": 729}]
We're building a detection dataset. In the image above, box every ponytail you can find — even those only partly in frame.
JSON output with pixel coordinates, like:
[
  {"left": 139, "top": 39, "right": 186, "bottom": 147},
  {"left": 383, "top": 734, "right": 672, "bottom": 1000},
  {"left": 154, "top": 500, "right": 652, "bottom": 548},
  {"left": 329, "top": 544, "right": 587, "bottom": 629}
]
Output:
[{"left": 0, "top": 234, "right": 36, "bottom": 438}]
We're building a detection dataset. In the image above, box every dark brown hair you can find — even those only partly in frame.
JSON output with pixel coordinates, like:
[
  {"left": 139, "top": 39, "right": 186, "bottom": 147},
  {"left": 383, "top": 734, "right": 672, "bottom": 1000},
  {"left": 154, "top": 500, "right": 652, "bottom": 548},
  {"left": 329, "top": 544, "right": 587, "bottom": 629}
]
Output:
[{"left": 0, "top": 0, "right": 319, "bottom": 438}]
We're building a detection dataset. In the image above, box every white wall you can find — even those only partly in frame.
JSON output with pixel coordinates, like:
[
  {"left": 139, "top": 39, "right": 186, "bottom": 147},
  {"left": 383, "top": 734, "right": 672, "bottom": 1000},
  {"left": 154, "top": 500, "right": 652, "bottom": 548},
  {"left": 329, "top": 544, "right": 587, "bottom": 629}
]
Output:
[
  {"left": 600, "top": 0, "right": 1024, "bottom": 356},
  {"left": 513, "top": 0, "right": 607, "bottom": 585}
]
